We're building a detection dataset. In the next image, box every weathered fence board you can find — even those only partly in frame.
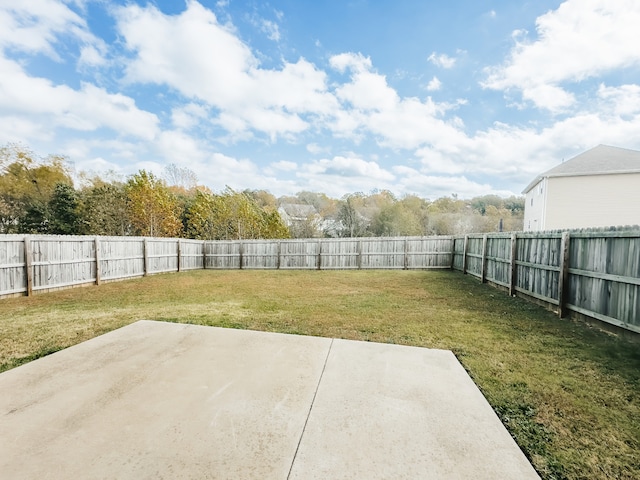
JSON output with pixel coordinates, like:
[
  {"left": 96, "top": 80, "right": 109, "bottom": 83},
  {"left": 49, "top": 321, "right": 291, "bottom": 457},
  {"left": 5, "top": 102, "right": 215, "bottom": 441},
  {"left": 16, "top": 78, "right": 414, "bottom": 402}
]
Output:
[
  {"left": 321, "top": 239, "right": 360, "bottom": 270},
  {"left": 242, "top": 241, "right": 279, "bottom": 269},
  {"left": 464, "top": 235, "right": 484, "bottom": 279},
  {"left": 146, "top": 239, "right": 179, "bottom": 274},
  {"left": 0, "top": 238, "right": 26, "bottom": 296},
  {"left": 484, "top": 235, "right": 512, "bottom": 288},
  {"left": 566, "top": 234, "right": 640, "bottom": 332},
  {"left": 205, "top": 241, "right": 241, "bottom": 269},
  {"left": 31, "top": 237, "right": 96, "bottom": 291},
  {"left": 406, "top": 237, "right": 453, "bottom": 269},
  {"left": 100, "top": 237, "right": 145, "bottom": 281},
  {"left": 515, "top": 234, "right": 562, "bottom": 305},
  {"left": 280, "top": 240, "right": 319, "bottom": 269},
  {"left": 452, "top": 237, "right": 465, "bottom": 271},
  {"left": 179, "top": 240, "right": 204, "bottom": 271},
  {"left": 360, "top": 238, "right": 405, "bottom": 269}
]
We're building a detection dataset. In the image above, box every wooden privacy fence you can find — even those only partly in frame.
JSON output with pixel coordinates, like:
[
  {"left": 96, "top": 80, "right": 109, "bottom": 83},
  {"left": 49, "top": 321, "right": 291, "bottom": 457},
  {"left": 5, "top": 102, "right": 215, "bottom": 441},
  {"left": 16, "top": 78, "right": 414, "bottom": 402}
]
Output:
[
  {"left": 205, "top": 237, "right": 452, "bottom": 270},
  {"left": 452, "top": 231, "right": 640, "bottom": 334},
  {"left": 0, "top": 235, "right": 452, "bottom": 298},
  {"left": 1, "top": 232, "right": 638, "bottom": 334}
]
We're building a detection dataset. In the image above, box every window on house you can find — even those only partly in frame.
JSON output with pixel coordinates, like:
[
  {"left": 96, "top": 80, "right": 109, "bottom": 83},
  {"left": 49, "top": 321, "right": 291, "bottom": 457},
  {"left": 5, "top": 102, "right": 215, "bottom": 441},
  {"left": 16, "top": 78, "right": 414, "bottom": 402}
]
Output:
[{"left": 530, "top": 198, "right": 533, "bottom": 206}]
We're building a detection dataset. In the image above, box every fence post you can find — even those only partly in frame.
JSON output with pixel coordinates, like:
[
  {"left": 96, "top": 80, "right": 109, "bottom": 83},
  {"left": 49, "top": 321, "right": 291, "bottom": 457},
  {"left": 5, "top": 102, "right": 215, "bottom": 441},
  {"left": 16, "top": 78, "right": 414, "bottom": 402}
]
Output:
[
  {"left": 509, "top": 233, "right": 517, "bottom": 296},
  {"left": 357, "top": 239, "right": 363, "bottom": 270},
  {"left": 238, "top": 241, "right": 244, "bottom": 270},
  {"left": 276, "top": 241, "right": 281, "bottom": 270},
  {"left": 481, "top": 234, "right": 488, "bottom": 283},
  {"left": 143, "top": 238, "right": 149, "bottom": 276},
  {"left": 202, "top": 241, "right": 207, "bottom": 269},
  {"left": 404, "top": 237, "right": 409, "bottom": 270},
  {"left": 177, "top": 239, "right": 182, "bottom": 273},
  {"left": 24, "top": 236, "right": 33, "bottom": 296},
  {"left": 558, "top": 231, "right": 571, "bottom": 318},
  {"left": 317, "top": 240, "right": 322, "bottom": 270},
  {"left": 94, "top": 237, "right": 101, "bottom": 286},
  {"left": 450, "top": 237, "right": 456, "bottom": 270},
  {"left": 462, "top": 235, "right": 469, "bottom": 274}
]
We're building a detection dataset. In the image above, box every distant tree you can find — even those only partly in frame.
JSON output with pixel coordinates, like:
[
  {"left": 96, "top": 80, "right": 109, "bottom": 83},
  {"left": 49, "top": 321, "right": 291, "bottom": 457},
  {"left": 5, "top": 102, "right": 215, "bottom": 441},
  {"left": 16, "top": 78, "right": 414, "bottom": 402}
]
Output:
[
  {"left": 126, "top": 170, "right": 183, "bottom": 237},
  {"left": 337, "top": 194, "right": 370, "bottom": 237},
  {"left": 504, "top": 196, "right": 525, "bottom": 215},
  {"left": 21, "top": 201, "right": 50, "bottom": 234},
  {"left": 470, "top": 195, "right": 504, "bottom": 215},
  {"left": 79, "top": 179, "right": 130, "bottom": 236},
  {"left": 184, "top": 190, "right": 222, "bottom": 240},
  {"left": 49, "top": 183, "right": 80, "bottom": 234},
  {"left": 371, "top": 195, "right": 429, "bottom": 236},
  {"left": 0, "top": 143, "right": 73, "bottom": 233},
  {"left": 163, "top": 163, "right": 198, "bottom": 191},
  {"left": 244, "top": 189, "right": 278, "bottom": 209},
  {"left": 186, "top": 188, "right": 289, "bottom": 240}
]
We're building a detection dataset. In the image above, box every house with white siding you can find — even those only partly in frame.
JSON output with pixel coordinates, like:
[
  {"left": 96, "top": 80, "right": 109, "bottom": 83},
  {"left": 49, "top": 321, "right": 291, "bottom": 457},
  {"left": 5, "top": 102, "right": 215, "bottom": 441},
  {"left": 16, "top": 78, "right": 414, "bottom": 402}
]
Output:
[{"left": 523, "top": 145, "right": 640, "bottom": 231}]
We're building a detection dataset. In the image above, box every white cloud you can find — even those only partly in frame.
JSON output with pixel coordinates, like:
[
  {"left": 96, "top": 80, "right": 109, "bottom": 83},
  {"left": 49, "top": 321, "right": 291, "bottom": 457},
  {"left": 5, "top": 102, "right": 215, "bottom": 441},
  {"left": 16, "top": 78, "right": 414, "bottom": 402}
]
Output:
[
  {"left": 260, "top": 19, "right": 280, "bottom": 41},
  {"left": 426, "top": 76, "right": 442, "bottom": 91},
  {"left": 0, "top": 115, "right": 51, "bottom": 142},
  {"left": 171, "top": 103, "right": 209, "bottom": 130},
  {"left": 116, "top": 2, "right": 337, "bottom": 140},
  {"left": 329, "top": 52, "right": 372, "bottom": 73},
  {"left": 0, "top": 0, "right": 87, "bottom": 57},
  {"left": 78, "top": 44, "right": 107, "bottom": 67},
  {"left": 306, "top": 143, "right": 327, "bottom": 155},
  {"left": 0, "top": 56, "right": 158, "bottom": 140},
  {"left": 597, "top": 84, "right": 640, "bottom": 117},
  {"left": 483, "top": 0, "right": 640, "bottom": 111},
  {"left": 327, "top": 54, "right": 467, "bottom": 149},
  {"left": 270, "top": 160, "right": 297, "bottom": 171},
  {"left": 156, "top": 130, "right": 206, "bottom": 165},
  {"left": 520, "top": 84, "right": 575, "bottom": 112},
  {"left": 247, "top": 10, "right": 281, "bottom": 41},
  {"left": 74, "top": 156, "right": 123, "bottom": 177},
  {"left": 0, "top": 0, "right": 108, "bottom": 74},
  {"left": 332, "top": 58, "right": 398, "bottom": 111},
  {"left": 293, "top": 155, "right": 396, "bottom": 197},
  {"left": 428, "top": 52, "right": 456, "bottom": 69},
  {"left": 392, "top": 166, "right": 510, "bottom": 199},
  {"left": 0, "top": 2, "right": 156, "bottom": 143},
  {"left": 303, "top": 155, "right": 394, "bottom": 180}
]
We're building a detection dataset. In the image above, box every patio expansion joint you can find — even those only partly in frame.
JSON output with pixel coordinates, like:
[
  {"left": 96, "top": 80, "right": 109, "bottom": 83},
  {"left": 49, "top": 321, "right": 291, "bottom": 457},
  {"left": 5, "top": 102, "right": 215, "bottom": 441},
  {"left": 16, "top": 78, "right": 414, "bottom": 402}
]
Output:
[{"left": 286, "top": 337, "right": 334, "bottom": 480}]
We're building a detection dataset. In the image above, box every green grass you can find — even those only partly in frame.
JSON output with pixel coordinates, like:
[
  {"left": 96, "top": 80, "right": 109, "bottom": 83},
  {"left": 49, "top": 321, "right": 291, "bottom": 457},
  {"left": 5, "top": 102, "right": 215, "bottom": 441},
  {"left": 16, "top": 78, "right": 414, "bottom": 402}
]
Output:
[{"left": 1, "top": 269, "right": 638, "bottom": 479}]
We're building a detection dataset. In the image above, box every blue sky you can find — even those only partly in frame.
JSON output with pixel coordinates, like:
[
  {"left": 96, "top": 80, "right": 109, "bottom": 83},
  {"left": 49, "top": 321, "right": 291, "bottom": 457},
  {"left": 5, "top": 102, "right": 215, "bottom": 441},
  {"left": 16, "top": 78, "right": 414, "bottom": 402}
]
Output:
[{"left": 1, "top": 0, "right": 639, "bottom": 199}]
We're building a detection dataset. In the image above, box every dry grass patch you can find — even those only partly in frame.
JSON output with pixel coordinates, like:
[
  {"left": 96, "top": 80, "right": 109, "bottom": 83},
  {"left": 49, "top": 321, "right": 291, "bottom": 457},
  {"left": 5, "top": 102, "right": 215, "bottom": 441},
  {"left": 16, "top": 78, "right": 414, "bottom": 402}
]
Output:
[{"left": 1, "top": 269, "right": 639, "bottom": 479}]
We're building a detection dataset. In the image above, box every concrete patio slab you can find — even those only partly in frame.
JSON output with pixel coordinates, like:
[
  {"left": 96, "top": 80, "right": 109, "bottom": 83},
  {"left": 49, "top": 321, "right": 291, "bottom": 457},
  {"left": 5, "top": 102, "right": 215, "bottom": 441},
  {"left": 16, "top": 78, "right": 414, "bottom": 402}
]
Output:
[
  {"left": 0, "top": 320, "right": 539, "bottom": 479},
  {"left": 289, "top": 339, "right": 540, "bottom": 479}
]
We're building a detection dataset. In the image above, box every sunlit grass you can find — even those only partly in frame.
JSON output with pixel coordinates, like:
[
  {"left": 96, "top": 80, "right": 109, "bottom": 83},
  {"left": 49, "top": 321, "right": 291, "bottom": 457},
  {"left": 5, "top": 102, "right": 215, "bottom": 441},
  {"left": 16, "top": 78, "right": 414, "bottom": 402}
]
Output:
[{"left": 1, "top": 269, "right": 638, "bottom": 479}]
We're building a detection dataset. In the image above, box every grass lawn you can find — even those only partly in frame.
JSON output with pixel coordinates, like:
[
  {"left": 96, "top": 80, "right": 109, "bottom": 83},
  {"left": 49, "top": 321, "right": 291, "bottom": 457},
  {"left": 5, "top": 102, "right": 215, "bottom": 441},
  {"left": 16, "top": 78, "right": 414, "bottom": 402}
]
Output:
[{"left": 1, "top": 269, "right": 639, "bottom": 479}]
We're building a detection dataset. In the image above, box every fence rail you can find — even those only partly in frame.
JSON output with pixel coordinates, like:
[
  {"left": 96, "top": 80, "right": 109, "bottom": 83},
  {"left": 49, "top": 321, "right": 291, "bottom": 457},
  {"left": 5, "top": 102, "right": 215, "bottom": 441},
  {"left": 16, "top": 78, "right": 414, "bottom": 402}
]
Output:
[{"left": 1, "top": 231, "right": 638, "bottom": 334}]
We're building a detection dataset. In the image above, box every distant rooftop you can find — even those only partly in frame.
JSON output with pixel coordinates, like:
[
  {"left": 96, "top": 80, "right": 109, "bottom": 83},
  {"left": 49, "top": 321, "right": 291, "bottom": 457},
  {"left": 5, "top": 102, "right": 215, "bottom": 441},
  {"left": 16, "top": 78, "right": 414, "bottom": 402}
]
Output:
[
  {"left": 523, "top": 145, "right": 640, "bottom": 193},
  {"left": 278, "top": 203, "right": 318, "bottom": 219}
]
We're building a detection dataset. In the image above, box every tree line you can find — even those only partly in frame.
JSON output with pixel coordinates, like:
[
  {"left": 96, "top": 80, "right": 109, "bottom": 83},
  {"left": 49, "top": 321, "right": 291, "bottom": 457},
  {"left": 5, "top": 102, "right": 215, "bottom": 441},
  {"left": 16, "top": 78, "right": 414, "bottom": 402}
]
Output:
[
  {"left": 0, "top": 144, "right": 524, "bottom": 239},
  {"left": 278, "top": 190, "right": 523, "bottom": 238}
]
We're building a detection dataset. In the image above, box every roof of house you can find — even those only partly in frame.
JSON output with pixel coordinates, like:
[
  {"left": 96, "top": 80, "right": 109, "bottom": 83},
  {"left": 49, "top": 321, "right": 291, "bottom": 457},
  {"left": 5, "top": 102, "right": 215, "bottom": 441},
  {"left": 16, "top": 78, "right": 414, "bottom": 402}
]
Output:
[
  {"left": 278, "top": 203, "right": 318, "bottom": 220},
  {"left": 523, "top": 145, "right": 640, "bottom": 193}
]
